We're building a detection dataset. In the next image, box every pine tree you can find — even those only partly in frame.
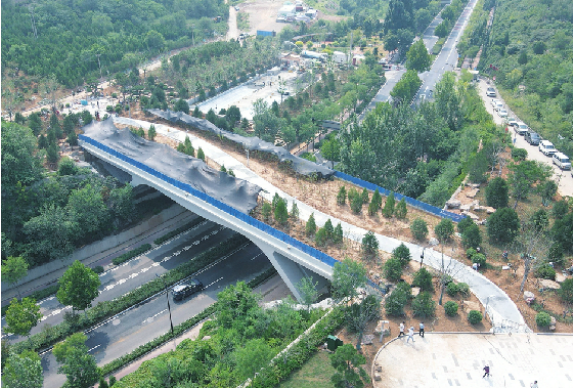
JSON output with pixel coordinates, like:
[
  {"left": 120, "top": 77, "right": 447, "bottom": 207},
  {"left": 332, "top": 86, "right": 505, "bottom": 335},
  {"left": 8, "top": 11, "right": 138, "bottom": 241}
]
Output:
[
  {"left": 197, "top": 147, "right": 205, "bottom": 161},
  {"left": 361, "top": 188, "right": 369, "bottom": 204},
  {"left": 306, "top": 213, "right": 317, "bottom": 236},
  {"left": 148, "top": 125, "right": 157, "bottom": 141},
  {"left": 272, "top": 192, "right": 282, "bottom": 210},
  {"left": 220, "top": 165, "right": 227, "bottom": 173},
  {"left": 350, "top": 193, "right": 362, "bottom": 214},
  {"left": 337, "top": 186, "right": 347, "bottom": 205},
  {"left": 333, "top": 222, "right": 344, "bottom": 244},
  {"left": 371, "top": 189, "right": 382, "bottom": 209},
  {"left": 262, "top": 202, "right": 272, "bottom": 222},
  {"left": 67, "top": 130, "right": 78, "bottom": 147},
  {"left": 368, "top": 199, "right": 378, "bottom": 216},
  {"left": 383, "top": 192, "right": 395, "bottom": 218},
  {"left": 274, "top": 199, "right": 289, "bottom": 225},
  {"left": 324, "top": 219, "right": 334, "bottom": 238},
  {"left": 290, "top": 202, "right": 300, "bottom": 218},
  {"left": 395, "top": 198, "right": 407, "bottom": 219}
]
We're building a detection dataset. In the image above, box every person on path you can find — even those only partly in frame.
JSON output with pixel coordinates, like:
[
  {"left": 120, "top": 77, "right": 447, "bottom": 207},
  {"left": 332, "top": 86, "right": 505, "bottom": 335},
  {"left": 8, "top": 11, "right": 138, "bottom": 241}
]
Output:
[
  {"left": 398, "top": 321, "right": 405, "bottom": 338},
  {"left": 419, "top": 322, "right": 425, "bottom": 338},
  {"left": 530, "top": 381, "right": 538, "bottom": 388},
  {"left": 483, "top": 365, "right": 490, "bottom": 378},
  {"left": 406, "top": 327, "right": 415, "bottom": 343}
]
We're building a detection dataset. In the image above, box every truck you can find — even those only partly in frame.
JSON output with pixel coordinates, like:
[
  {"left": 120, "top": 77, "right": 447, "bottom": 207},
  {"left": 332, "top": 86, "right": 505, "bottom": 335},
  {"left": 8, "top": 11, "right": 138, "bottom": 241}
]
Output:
[{"left": 257, "top": 30, "right": 276, "bottom": 37}]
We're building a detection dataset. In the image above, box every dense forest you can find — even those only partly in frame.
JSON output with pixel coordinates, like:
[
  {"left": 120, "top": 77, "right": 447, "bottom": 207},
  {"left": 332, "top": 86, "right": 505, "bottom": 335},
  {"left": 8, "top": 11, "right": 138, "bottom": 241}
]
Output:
[
  {"left": 1, "top": 0, "right": 229, "bottom": 87},
  {"left": 480, "top": 0, "right": 573, "bottom": 157}
]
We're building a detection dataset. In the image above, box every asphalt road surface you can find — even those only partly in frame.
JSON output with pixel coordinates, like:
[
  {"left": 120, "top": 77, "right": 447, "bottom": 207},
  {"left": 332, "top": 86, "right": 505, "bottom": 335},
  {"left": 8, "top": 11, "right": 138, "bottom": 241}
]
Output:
[
  {"left": 41, "top": 243, "right": 270, "bottom": 388},
  {"left": 414, "top": 0, "right": 480, "bottom": 103},
  {"left": 2, "top": 220, "right": 236, "bottom": 342}
]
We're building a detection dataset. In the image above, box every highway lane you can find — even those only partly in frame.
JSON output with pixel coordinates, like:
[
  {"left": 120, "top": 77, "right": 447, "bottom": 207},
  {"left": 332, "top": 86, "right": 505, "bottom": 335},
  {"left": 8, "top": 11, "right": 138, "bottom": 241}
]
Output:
[
  {"left": 2, "top": 219, "right": 237, "bottom": 342},
  {"left": 414, "top": 0, "right": 480, "bottom": 103},
  {"left": 41, "top": 243, "right": 270, "bottom": 388}
]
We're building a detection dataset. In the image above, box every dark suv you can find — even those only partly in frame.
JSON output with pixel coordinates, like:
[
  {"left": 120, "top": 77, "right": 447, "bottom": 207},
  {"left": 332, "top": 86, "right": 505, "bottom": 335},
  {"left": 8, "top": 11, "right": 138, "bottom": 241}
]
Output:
[
  {"left": 173, "top": 279, "right": 203, "bottom": 301},
  {"left": 525, "top": 131, "right": 541, "bottom": 145}
]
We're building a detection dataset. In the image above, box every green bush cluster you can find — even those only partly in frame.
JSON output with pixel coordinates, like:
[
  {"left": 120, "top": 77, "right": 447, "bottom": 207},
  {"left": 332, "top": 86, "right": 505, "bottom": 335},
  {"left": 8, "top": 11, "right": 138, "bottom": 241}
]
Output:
[
  {"left": 412, "top": 267, "right": 434, "bottom": 292},
  {"left": 412, "top": 292, "right": 436, "bottom": 318},
  {"left": 410, "top": 218, "right": 428, "bottom": 241},
  {"left": 384, "top": 258, "right": 403, "bottom": 282},
  {"left": 468, "top": 310, "right": 483, "bottom": 325},
  {"left": 444, "top": 301, "right": 458, "bottom": 316},
  {"left": 111, "top": 244, "right": 152, "bottom": 266},
  {"left": 535, "top": 264, "right": 556, "bottom": 280},
  {"left": 153, "top": 217, "right": 206, "bottom": 245},
  {"left": 384, "top": 282, "right": 411, "bottom": 317},
  {"left": 2, "top": 284, "right": 62, "bottom": 317},
  {"left": 457, "top": 282, "right": 470, "bottom": 297},
  {"left": 535, "top": 312, "right": 552, "bottom": 328},
  {"left": 446, "top": 282, "right": 460, "bottom": 297},
  {"left": 559, "top": 279, "right": 573, "bottom": 304},
  {"left": 12, "top": 236, "right": 248, "bottom": 355}
]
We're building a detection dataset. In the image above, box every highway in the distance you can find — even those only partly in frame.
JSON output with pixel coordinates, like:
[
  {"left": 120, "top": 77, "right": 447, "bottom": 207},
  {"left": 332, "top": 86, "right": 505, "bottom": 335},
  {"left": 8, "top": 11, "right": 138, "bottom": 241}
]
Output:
[
  {"left": 2, "top": 219, "right": 236, "bottom": 342},
  {"left": 41, "top": 243, "right": 270, "bottom": 388}
]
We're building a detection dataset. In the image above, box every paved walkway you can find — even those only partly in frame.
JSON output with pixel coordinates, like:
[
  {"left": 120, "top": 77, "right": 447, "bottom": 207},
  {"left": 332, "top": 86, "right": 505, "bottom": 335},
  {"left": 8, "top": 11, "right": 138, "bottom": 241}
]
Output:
[
  {"left": 114, "top": 117, "right": 528, "bottom": 332},
  {"left": 373, "top": 333, "right": 573, "bottom": 388}
]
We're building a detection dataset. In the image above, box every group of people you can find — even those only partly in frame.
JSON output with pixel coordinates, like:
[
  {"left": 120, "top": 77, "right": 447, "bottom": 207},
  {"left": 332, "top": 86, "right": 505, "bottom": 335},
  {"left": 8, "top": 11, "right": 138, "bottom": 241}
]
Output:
[{"left": 397, "top": 321, "right": 424, "bottom": 343}]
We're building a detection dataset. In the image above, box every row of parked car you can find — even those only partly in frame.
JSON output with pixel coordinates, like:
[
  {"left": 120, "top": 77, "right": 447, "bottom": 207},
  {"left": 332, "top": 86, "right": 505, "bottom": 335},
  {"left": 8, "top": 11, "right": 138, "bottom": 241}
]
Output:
[{"left": 486, "top": 86, "right": 571, "bottom": 171}]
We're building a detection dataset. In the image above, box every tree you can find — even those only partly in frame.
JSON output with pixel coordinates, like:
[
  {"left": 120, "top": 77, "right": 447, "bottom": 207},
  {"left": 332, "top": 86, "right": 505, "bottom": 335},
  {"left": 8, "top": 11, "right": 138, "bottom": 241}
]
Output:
[
  {"left": 58, "top": 157, "right": 78, "bottom": 176},
  {"left": 57, "top": 261, "right": 101, "bottom": 316},
  {"left": 274, "top": 198, "right": 289, "bottom": 225},
  {"left": 508, "top": 161, "right": 551, "bottom": 208},
  {"left": 434, "top": 218, "right": 454, "bottom": 243},
  {"left": 435, "top": 72, "right": 462, "bottom": 131},
  {"left": 406, "top": 39, "right": 431, "bottom": 72},
  {"left": 225, "top": 105, "right": 241, "bottom": 127},
  {"left": 343, "top": 295, "right": 380, "bottom": 350},
  {"left": 486, "top": 177, "right": 509, "bottom": 209},
  {"left": 53, "top": 333, "right": 100, "bottom": 388},
  {"left": 197, "top": 147, "right": 205, "bottom": 161},
  {"left": 110, "top": 184, "right": 135, "bottom": 224},
  {"left": 361, "top": 231, "right": 379, "bottom": 259},
  {"left": 434, "top": 20, "right": 450, "bottom": 38},
  {"left": 261, "top": 202, "right": 272, "bottom": 222},
  {"left": 148, "top": 125, "right": 157, "bottom": 141},
  {"left": 412, "top": 267, "right": 433, "bottom": 292},
  {"left": 1, "top": 122, "right": 44, "bottom": 187},
  {"left": 4, "top": 297, "right": 42, "bottom": 339},
  {"left": 412, "top": 291, "right": 436, "bottom": 318},
  {"left": 290, "top": 202, "right": 300, "bottom": 219},
  {"left": 193, "top": 106, "right": 202, "bottom": 118},
  {"left": 296, "top": 276, "right": 319, "bottom": 312},
  {"left": 487, "top": 207, "right": 520, "bottom": 244},
  {"left": 28, "top": 113, "right": 44, "bottom": 136},
  {"left": 383, "top": 192, "right": 395, "bottom": 217},
  {"left": 174, "top": 98, "right": 189, "bottom": 114},
  {"left": 2, "top": 350, "right": 43, "bottom": 388},
  {"left": 384, "top": 257, "right": 403, "bottom": 281},
  {"left": 332, "top": 257, "right": 367, "bottom": 301},
  {"left": 410, "top": 218, "right": 428, "bottom": 241},
  {"left": 552, "top": 213, "right": 573, "bottom": 253},
  {"left": 1, "top": 256, "right": 28, "bottom": 297},
  {"left": 67, "top": 129, "right": 78, "bottom": 147},
  {"left": 330, "top": 344, "right": 370, "bottom": 388},
  {"left": 306, "top": 212, "right": 317, "bottom": 236},
  {"left": 395, "top": 197, "right": 407, "bottom": 219},
  {"left": 462, "top": 224, "right": 482, "bottom": 248},
  {"left": 324, "top": 219, "right": 334, "bottom": 239},
  {"left": 559, "top": 278, "right": 573, "bottom": 304},
  {"left": 540, "top": 180, "right": 558, "bottom": 206},
  {"left": 390, "top": 70, "right": 422, "bottom": 103},
  {"left": 392, "top": 243, "right": 411, "bottom": 267},
  {"left": 552, "top": 200, "right": 570, "bottom": 220},
  {"left": 67, "top": 184, "right": 109, "bottom": 239},
  {"left": 350, "top": 193, "right": 363, "bottom": 214},
  {"left": 47, "top": 142, "right": 60, "bottom": 164},
  {"left": 333, "top": 222, "right": 344, "bottom": 244}
]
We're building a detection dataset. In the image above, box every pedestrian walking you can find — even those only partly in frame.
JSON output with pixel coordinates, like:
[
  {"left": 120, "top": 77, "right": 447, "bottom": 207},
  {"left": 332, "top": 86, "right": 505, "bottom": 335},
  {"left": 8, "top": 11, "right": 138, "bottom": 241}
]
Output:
[
  {"left": 513, "top": 136, "right": 516, "bottom": 145},
  {"left": 530, "top": 381, "right": 538, "bottom": 388},
  {"left": 398, "top": 321, "right": 405, "bottom": 338},
  {"left": 482, "top": 365, "right": 490, "bottom": 378},
  {"left": 406, "top": 327, "right": 415, "bottom": 343},
  {"left": 419, "top": 322, "right": 425, "bottom": 338}
]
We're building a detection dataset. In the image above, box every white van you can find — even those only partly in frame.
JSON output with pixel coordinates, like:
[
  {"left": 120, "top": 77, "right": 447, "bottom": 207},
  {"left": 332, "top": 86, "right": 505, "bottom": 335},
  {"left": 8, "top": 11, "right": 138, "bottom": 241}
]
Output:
[
  {"left": 539, "top": 140, "right": 557, "bottom": 156},
  {"left": 552, "top": 152, "right": 571, "bottom": 170}
]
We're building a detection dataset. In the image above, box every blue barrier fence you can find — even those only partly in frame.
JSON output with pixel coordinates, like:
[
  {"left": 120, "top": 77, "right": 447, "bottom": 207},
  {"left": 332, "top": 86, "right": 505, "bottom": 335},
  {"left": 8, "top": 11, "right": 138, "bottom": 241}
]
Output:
[
  {"left": 333, "top": 171, "right": 466, "bottom": 223},
  {"left": 80, "top": 135, "right": 341, "bottom": 270}
]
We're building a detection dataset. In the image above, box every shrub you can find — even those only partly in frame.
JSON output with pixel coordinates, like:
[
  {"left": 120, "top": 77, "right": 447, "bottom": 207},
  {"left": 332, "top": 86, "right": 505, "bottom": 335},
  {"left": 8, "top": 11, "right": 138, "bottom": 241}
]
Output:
[
  {"left": 462, "top": 224, "right": 482, "bottom": 248},
  {"left": 446, "top": 282, "right": 460, "bottom": 297},
  {"left": 472, "top": 253, "right": 487, "bottom": 267},
  {"left": 559, "top": 278, "right": 573, "bottom": 303},
  {"left": 468, "top": 310, "right": 483, "bottom": 324},
  {"left": 548, "top": 243, "right": 565, "bottom": 267},
  {"left": 412, "top": 268, "right": 433, "bottom": 292},
  {"left": 552, "top": 200, "right": 570, "bottom": 219},
  {"left": 360, "top": 188, "right": 369, "bottom": 204},
  {"left": 93, "top": 266, "right": 104, "bottom": 274},
  {"left": 395, "top": 198, "right": 407, "bottom": 219},
  {"left": 306, "top": 213, "right": 317, "bottom": 236},
  {"left": 262, "top": 202, "right": 272, "bottom": 222},
  {"left": 333, "top": 223, "right": 343, "bottom": 244},
  {"left": 361, "top": 231, "right": 379, "bottom": 259},
  {"left": 274, "top": 198, "right": 289, "bottom": 224},
  {"left": 324, "top": 219, "right": 334, "bottom": 238},
  {"left": 457, "top": 217, "right": 474, "bottom": 234},
  {"left": 466, "top": 248, "right": 477, "bottom": 259},
  {"left": 487, "top": 207, "right": 520, "bottom": 243},
  {"left": 392, "top": 243, "right": 411, "bottom": 267},
  {"left": 385, "top": 286, "right": 409, "bottom": 316},
  {"left": 384, "top": 258, "right": 403, "bottom": 282},
  {"left": 315, "top": 227, "right": 329, "bottom": 247},
  {"left": 410, "top": 218, "right": 428, "bottom": 241},
  {"left": 444, "top": 301, "right": 458, "bottom": 316},
  {"left": 486, "top": 177, "right": 509, "bottom": 209},
  {"left": 535, "top": 312, "right": 552, "bottom": 328},
  {"left": 458, "top": 282, "right": 470, "bottom": 297},
  {"left": 511, "top": 147, "right": 528, "bottom": 161},
  {"left": 434, "top": 218, "right": 454, "bottom": 243},
  {"left": 350, "top": 193, "right": 362, "bottom": 214},
  {"left": 112, "top": 244, "right": 152, "bottom": 265},
  {"left": 383, "top": 192, "right": 395, "bottom": 217},
  {"left": 412, "top": 292, "right": 436, "bottom": 318},
  {"left": 535, "top": 264, "right": 556, "bottom": 280}
]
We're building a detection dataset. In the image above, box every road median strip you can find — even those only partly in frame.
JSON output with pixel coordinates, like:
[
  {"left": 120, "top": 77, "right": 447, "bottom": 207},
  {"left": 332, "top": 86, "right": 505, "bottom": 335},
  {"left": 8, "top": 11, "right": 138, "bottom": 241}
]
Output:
[{"left": 12, "top": 234, "right": 247, "bottom": 355}]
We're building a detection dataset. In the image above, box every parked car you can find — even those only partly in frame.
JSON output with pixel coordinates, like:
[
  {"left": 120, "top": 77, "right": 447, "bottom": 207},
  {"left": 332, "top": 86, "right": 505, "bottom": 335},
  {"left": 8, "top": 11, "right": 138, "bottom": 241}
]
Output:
[
  {"left": 507, "top": 117, "right": 518, "bottom": 127},
  {"left": 552, "top": 152, "right": 571, "bottom": 170},
  {"left": 515, "top": 122, "right": 529, "bottom": 135},
  {"left": 494, "top": 101, "right": 504, "bottom": 112},
  {"left": 486, "top": 87, "right": 496, "bottom": 97},
  {"left": 497, "top": 108, "right": 508, "bottom": 118},
  {"left": 235, "top": 6, "right": 240, "bottom": 11},
  {"left": 490, "top": 98, "right": 500, "bottom": 108},
  {"left": 172, "top": 279, "right": 203, "bottom": 301},
  {"left": 524, "top": 131, "right": 541, "bottom": 145},
  {"left": 539, "top": 140, "right": 557, "bottom": 156}
]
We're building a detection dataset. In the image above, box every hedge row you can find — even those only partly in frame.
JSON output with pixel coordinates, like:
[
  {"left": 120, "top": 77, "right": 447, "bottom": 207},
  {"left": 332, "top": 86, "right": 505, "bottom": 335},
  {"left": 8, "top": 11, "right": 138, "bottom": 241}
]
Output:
[
  {"left": 12, "top": 235, "right": 248, "bottom": 355},
  {"left": 101, "top": 266, "right": 278, "bottom": 377},
  {"left": 249, "top": 306, "right": 345, "bottom": 388},
  {"left": 112, "top": 244, "right": 153, "bottom": 265},
  {"left": 153, "top": 217, "right": 206, "bottom": 245}
]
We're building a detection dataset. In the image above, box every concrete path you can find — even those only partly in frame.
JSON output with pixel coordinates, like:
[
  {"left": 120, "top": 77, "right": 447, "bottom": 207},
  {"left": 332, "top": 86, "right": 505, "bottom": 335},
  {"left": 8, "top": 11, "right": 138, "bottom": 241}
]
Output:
[
  {"left": 114, "top": 117, "right": 528, "bottom": 332},
  {"left": 373, "top": 333, "right": 572, "bottom": 388}
]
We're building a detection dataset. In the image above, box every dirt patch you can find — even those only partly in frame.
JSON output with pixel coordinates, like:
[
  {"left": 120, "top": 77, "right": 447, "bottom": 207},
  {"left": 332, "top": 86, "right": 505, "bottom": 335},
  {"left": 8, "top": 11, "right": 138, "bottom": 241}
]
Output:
[{"left": 241, "top": 0, "right": 291, "bottom": 36}]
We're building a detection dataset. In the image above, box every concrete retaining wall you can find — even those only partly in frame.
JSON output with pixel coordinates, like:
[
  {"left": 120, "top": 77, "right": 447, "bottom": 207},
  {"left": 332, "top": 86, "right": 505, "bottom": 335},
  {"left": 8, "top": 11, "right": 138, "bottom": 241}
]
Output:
[{"left": 1, "top": 204, "right": 188, "bottom": 293}]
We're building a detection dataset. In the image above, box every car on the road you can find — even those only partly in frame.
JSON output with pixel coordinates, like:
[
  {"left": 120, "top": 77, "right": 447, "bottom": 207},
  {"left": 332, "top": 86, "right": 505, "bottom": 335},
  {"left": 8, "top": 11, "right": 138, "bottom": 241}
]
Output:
[
  {"left": 490, "top": 98, "right": 500, "bottom": 108},
  {"left": 497, "top": 108, "right": 508, "bottom": 118},
  {"left": 235, "top": 6, "right": 240, "bottom": 11},
  {"left": 524, "top": 131, "right": 541, "bottom": 145},
  {"left": 494, "top": 101, "right": 504, "bottom": 112},
  {"left": 515, "top": 122, "right": 529, "bottom": 135},
  {"left": 539, "top": 140, "right": 557, "bottom": 156},
  {"left": 486, "top": 87, "right": 496, "bottom": 97},
  {"left": 172, "top": 279, "right": 203, "bottom": 301},
  {"left": 552, "top": 152, "right": 571, "bottom": 170},
  {"left": 507, "top": 117, "right": 518, "bottom": 127}
]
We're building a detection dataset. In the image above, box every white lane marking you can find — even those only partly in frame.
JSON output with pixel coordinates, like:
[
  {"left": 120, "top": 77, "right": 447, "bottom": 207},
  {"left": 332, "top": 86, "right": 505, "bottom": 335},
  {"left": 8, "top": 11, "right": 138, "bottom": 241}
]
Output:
[
  {"left": 251, "top": 253, "right": 263, "bottom": 261},
  {"left": 204, "top": 277, "right": 224, "bottom": 289},
  {"left": 88, "top": 344, "right": 101, "bottom": 353},
  {"left": 142, "top": 309, "right": 167, "bottom": 324}
]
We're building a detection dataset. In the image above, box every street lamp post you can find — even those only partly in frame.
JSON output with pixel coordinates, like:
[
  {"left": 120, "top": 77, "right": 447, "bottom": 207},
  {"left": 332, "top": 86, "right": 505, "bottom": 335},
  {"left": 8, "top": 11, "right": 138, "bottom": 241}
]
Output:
[{"left": 156, "top": 274, "right": 176, "bottom": 349}]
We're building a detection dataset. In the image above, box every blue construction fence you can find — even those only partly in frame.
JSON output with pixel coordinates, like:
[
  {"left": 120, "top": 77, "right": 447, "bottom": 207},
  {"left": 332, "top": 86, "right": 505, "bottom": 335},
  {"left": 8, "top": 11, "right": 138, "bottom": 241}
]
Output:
[{"left": 333, "top": 171, "right": 465, "bottom": 223}]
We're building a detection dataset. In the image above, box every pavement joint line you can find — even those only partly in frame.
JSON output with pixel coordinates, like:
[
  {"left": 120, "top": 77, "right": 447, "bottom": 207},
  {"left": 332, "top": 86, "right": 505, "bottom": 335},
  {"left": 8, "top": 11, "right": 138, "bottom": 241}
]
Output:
[{"left": 37, "top": 239, "right": 248, "bottom": 357}]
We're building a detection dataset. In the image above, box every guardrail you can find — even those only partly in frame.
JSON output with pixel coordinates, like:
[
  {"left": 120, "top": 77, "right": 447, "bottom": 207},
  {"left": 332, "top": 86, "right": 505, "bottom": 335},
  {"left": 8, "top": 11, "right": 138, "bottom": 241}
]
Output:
[
  {"left": 333, "top": 171, "right": 465, "bottom": 222},
  {"left": 80, "top": 134, "right": 339, "bottom": 269}
]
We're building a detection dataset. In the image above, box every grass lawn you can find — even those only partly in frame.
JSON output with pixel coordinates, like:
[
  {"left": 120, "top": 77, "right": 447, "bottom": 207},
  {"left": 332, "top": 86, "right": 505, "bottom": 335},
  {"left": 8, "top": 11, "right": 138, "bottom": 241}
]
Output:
[{"left": 279, "top": 351, "right": 337, "bottom": 388}]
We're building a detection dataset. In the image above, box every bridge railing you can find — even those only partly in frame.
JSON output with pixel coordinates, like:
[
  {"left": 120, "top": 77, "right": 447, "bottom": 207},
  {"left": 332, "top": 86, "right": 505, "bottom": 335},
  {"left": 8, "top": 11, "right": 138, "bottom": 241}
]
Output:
[
  {"left": 80, "top": 135, "right": 340, "bottom": 270},
  {"left": 333, "top": 171, "right": 465, "bottom": 223}
]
